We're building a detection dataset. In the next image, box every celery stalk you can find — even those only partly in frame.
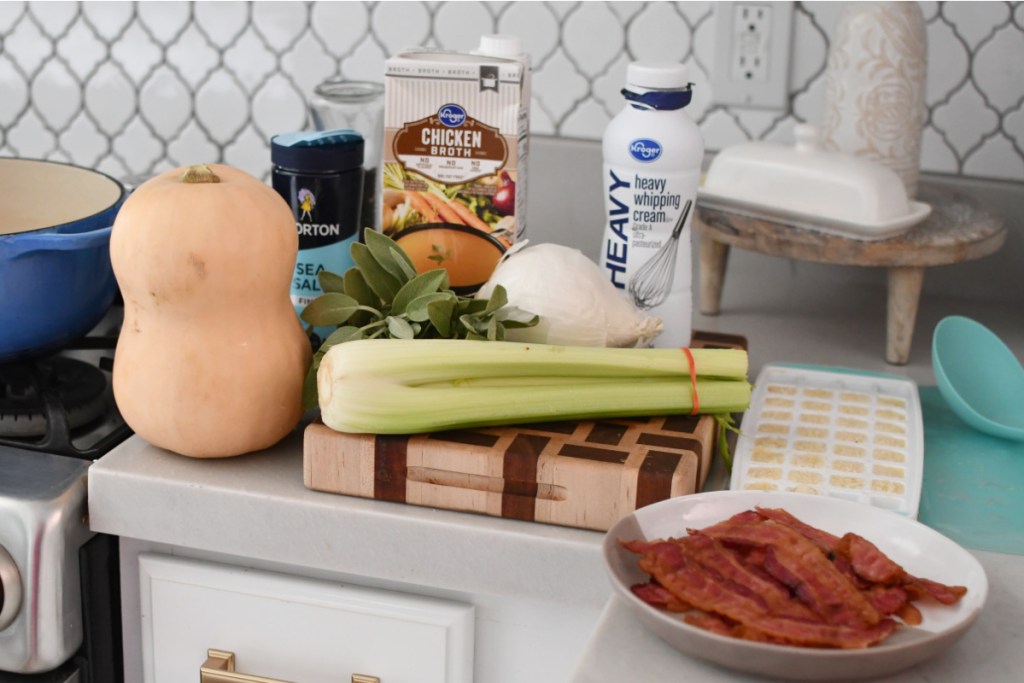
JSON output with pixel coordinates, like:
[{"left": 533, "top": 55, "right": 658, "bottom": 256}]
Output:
[{"left": 318, "top": 339, "right": 750, "bottom": 434}]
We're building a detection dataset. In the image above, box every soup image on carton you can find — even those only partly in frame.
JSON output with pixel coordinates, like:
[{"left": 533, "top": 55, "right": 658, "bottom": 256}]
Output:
[{"left": 382, "top": 35, "right": 530, "bottom": 292}]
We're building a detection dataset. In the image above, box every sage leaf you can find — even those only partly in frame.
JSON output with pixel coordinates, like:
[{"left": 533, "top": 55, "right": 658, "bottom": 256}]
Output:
[
  {"left": 322, "top": 326, "right": 364, "bottom": 348},
  {"left": 392, "top": 269, "right": 448, "bottom": 315},
  {"left": 301, "top": 292, "right": 359, "bottom": 326},
  {"left": 427, "top": 298, "right": 455, "bottom": 337},
  {"left": 342, "top": 268, "right": 377, "bottom": 307},
  {"left": 318, "top": 271, "right": 346, "bottom": 294},
  {"left": 457, "top": 298, "right": 489, "bottom": 317},
  {"left": 365, "top": 229, "right": 414, "bottom": 283},
  {"left": 486, "top": 315, "right": 499, "bottom": 341},
  {"left": 497, "top": 306, "right": 540, "bottom": 328},
  {"left": 481, "top": 284, "right": 508, "bottom": 315},
  {"left": 391, "top": 247, "right": 418, "bottom": 280},
  {"left": 459, "top": 313, "right": 488, "bottom": 335},
  {"left": 406, "top": 292, "right": 451, "bottom": 322},
  {"left": 351, "top": 241, "right": 401, "bottom": 303},
  {"left": 386, "top": 315, "right": 415, "bottom": 339},
  {"left": 301, "top": 364, "right": 319, "bottom": 410}
]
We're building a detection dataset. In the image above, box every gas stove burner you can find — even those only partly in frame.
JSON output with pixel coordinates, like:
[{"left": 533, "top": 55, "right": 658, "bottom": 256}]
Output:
[{"left": 0, "top": 357, "right": 109, "bottom": 438}]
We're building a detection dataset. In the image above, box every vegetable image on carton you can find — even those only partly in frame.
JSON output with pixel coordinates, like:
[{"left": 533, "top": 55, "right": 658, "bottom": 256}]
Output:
[{"left": 382, "top": 36, "right": 530, "bottom": 293}]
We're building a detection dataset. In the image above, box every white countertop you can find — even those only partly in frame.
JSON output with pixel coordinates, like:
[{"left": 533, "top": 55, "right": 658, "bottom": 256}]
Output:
[
  {"left": 87, "top": 429, "right": 610, "bottom": 609},
  {"left": 88, "top": 294, "right": 1024, "bottom": 683},
  {"left": 87, "top": 203, "right": 1024, "bottom": 680},
  {"left": 572, "top": 548, "right": 1024, "bottom": 683}
]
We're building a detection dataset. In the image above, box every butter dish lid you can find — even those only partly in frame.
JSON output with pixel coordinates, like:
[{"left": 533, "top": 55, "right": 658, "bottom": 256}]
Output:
[{"left": 699, "top": 125, "right": 931, "bottom": 240}]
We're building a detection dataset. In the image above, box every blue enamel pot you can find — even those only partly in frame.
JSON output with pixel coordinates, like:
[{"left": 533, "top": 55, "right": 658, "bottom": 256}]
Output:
[{"left": 0, "top": 158, "right": 126, "bottom": 361}]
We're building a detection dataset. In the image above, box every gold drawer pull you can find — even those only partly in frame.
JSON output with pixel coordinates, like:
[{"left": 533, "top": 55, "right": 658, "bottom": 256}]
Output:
[
  {"left": 200, "top": 649, "right": 295, "bottom": 683},
  {"left": 200, "top": 649, "right": 380, "bottom": 683}
]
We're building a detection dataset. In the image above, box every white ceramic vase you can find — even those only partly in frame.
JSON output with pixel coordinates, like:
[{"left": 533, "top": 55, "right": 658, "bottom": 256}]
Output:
[{"left": 820, "top": 2, "right": 928, "bottom": 198}]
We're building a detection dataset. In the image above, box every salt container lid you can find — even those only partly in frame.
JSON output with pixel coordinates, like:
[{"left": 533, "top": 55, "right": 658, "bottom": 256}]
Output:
[{"left": 271, "top": 129, "right": 364, "bottom": 173}]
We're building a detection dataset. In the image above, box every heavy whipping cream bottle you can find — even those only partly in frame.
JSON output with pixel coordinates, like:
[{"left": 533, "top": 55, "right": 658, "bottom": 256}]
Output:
[{"left": 599, "top": 62, "right": 703, "bottom": 348}]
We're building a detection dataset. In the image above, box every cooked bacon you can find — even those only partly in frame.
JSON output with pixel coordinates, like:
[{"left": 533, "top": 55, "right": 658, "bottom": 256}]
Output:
[
  {"left": 863, "top": 585, "right": 910, "bottom": 616},
  {"left": 634, "top": 541, "right": 775, "bottom": 625},
  {"left": 744, "top": 615, "right": 899, "bottom": 649},
  {"left": 897, "top": 601, "right": 923, "bottom": 626},
  {"left": 680, "top": 534, "right": 820, "bottom": 621},
  {"left": 906, "top": 576, "right": 969, "bottom": 605},
  {"left": 631, "top": 581, "right": 691, "bottom": 612},
  {"left": 684, "top": 611, "right": 736, "bottom": 637},
  {"left": 702, "top": 521, "right": 882, "bottom": 628},
  {"left": 835, "top": 533, "right": 906, "bottom": 585},
  {"left": 755, "top": 507, "right": 840, "bottom": 552},
  {"left": 691, "top": 509, "right": 764, "bottom": 536},
  {"left": 622, "top": 507, "right": 967, "bottom": 650}
]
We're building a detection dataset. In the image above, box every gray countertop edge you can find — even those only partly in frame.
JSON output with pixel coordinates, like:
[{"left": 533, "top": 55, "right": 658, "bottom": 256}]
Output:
[{"left": 87, "top": 429, "right": 611, "bottom": 608}]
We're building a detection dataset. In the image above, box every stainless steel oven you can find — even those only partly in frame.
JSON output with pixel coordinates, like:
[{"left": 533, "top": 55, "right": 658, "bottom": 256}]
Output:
[{"left": 0, "top": 315, "right": 129, "bottom": 682}]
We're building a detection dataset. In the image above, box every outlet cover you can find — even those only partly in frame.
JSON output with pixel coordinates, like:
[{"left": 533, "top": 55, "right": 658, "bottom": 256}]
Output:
[{"left": 712, "top": 1, "right": 793, "bottom": 110}]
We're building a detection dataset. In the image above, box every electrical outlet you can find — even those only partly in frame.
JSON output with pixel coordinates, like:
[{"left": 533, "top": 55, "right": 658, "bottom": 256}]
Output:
[
  {"left": 713, "top": 1, "right": 793, "bottom": 110},
  {"left": 731, "top": 4, "right": 772, "bottom": 83}
]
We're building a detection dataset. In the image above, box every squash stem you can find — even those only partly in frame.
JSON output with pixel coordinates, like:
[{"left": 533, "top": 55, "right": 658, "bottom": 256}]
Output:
[{"left": 181, "top": 164, "right": 220, "bottom": 184}]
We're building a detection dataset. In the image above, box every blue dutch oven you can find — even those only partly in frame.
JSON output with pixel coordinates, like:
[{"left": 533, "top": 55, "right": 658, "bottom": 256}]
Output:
[{"left": 0, "top": 157, "right": 126, "bottom": 361}]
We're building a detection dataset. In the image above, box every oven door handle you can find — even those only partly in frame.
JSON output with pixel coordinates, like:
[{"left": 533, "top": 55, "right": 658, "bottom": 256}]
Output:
[{"left": 200, "top": 649, "right": 379, "bottom": 683}]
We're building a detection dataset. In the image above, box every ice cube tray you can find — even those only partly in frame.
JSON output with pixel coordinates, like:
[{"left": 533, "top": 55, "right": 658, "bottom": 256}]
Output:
[{"left": 730, "top": 364, "right": 924, "bottom": 517}]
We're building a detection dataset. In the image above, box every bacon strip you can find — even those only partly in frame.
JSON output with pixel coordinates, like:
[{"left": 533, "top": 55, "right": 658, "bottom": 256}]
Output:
[
  {"left": 907, "top": 576, "right": 969, "bottom": 605},
  {"left": 623, "top": 507, "right": 968, "bottom": 650},
  {"left": 754, "top": 509, "right": 968, "bottom": 608},
  {"left": 631, "top": 581, "right": 690, "bottom": 612},
  {"left": 701, "top": 521, "right": 882, "bottom": 628},
  {"left": 835, "top": 533, "right": 907, "bottom": 585},
  {"left": 681, "top": 534, "right": 820, "bottom": 621},
  {"left": 863, "top": 585, "right": 910, "bottom": 616},
  {"left": 743, "top": 615, "right": 899, "bottom": 649},
  {"left": 755, "top": 507, "right": 840, "bottom": 552}
]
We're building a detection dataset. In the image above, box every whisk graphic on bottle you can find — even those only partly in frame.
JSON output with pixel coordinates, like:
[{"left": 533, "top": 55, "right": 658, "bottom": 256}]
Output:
[{"left": 628, "top": 199, "right": 693, "bottom": 310}]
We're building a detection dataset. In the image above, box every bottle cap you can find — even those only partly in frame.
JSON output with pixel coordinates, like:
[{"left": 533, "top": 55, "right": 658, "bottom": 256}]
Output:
[
  {"left": 476, "top": 34, "right": 524, "bottom": 59},
  {"left": 626, "top": 62, "right": 690, "bottom": 90},
  {"left": 271, "top": 129, "right": 364, "bottom": 173}
]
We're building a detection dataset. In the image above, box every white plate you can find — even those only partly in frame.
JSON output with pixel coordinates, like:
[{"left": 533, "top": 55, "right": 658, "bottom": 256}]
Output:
[
  {"left": 603, "top": 491, "right": 987, "bottom": 681},
  {"left": 697, "top": 190, "right": 932, "bottom": 241}
]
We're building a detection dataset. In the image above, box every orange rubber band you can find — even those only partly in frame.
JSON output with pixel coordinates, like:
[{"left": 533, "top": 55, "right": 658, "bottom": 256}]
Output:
[{"left": 681, "top": 347, "right": 699, "bottom": 415}]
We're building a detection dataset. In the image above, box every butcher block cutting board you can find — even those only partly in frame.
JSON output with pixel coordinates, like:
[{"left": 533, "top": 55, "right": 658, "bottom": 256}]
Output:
[{"left": 303, "top": 332, "right": 746, "bottom": 532}]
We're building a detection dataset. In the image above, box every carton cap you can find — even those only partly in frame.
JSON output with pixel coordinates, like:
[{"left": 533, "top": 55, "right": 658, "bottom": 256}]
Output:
[
  {"left": 477, "top": 34, "right": 524, "bottom": 59},
  {"left": 626, "top": 62, "right": 689, "bottom": 90}
]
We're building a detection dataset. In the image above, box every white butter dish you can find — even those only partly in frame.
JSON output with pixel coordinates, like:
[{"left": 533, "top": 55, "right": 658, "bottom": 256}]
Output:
[
  {"left": 730, "top": 363, "right": 924, "bottom": 518},
  {"left": 699, "top": 124, "right": 931, "bottom": 241}
]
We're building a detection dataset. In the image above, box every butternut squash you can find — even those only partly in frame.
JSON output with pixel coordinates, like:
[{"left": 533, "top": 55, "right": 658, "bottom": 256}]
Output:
[{"left": 110, "top": 163, "right": 311, "bottom": 458}]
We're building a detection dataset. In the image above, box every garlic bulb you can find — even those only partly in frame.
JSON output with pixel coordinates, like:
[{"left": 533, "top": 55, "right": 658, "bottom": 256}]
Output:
[{"left": 477, "top": 242, "right": 663, "bottom": 347}]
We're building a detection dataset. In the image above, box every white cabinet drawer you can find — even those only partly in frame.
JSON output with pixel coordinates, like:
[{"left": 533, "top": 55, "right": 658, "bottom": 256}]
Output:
[{"left": 138, "top": 553, "right": 474, "bottom": 683}]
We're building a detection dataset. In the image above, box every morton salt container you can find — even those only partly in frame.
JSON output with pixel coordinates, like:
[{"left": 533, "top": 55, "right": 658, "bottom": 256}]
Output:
[
  {"left": 599, "top": 62, "right": 703, "bottom": 348},
  {"left": 271, "top": 129, "right": 364, "bottom": 345}
]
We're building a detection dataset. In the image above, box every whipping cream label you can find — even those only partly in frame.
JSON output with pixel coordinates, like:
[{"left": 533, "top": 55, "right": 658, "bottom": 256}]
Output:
[{"left": 602, "top": 165, "right": 698, "bottom": 309}]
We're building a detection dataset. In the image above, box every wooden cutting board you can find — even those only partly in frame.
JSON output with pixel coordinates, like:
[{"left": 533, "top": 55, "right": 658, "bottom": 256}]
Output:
[{"left": 303, "top": 331, "right": 746, "bottom": 532}]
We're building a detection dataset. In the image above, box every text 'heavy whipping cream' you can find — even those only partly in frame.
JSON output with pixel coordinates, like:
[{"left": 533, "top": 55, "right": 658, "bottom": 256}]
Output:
[{"left": 599, "top": 62, "right": 704, "bottom": 348}]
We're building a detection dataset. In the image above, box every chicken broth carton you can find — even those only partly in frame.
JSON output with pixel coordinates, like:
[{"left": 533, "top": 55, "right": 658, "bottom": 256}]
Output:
[{"left": 382, "top": 36, "right": 530, "bottom": 291}]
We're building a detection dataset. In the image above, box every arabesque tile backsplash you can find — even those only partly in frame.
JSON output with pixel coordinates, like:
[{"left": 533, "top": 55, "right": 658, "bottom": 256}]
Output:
[{"left": 1, "top": 1, "right": 1022, "bottom": 184}]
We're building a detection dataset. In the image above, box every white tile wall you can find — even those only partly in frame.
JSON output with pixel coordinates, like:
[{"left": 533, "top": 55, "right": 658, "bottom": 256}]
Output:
[{"left": 1, "top": 1, "right": 1022, "bottom": 184}]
